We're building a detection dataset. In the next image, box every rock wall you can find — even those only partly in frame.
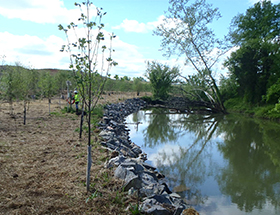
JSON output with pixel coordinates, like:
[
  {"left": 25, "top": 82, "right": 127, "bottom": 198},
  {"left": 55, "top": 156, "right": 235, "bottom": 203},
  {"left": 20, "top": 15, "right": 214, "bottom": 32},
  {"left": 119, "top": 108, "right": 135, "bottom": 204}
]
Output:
[{"left": 99, "top": 98, "right": 197, "bottom": 215}]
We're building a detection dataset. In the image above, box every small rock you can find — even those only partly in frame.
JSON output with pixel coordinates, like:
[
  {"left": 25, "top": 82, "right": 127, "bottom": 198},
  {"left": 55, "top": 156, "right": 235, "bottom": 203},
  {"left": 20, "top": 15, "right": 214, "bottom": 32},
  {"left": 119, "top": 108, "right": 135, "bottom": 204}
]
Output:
[
  {"left": 110, "top": 150, "right": 119, "bottom": 158},
  {"left": 12, "top": 173, "right": 18, "bottom": 178}
]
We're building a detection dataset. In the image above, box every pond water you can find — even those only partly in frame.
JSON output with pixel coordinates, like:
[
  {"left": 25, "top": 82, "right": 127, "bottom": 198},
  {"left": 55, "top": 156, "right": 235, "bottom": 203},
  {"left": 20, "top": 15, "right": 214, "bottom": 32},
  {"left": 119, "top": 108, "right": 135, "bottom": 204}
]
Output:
[{"left": 125, "top": 109, "right": 280, "bottom": 215}]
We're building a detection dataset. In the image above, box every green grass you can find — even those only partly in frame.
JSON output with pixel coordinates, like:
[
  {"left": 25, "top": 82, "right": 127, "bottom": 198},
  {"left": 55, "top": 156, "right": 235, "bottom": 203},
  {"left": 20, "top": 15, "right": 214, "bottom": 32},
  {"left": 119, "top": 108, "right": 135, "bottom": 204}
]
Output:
[
  {"left": 224, "top": 98, "right": 252, "bottom": 112},
  {"left": 224, "top": 98, "right": 280, "bottom": 120},
  {"left": 61, "top": 106, "right": 76, "bottom": 114},
  {"left": 129, "top": 204, "right": 144, "bottom": 215},
  {"left": 50, "top": 111, "right": 62, "bottom": 116}
]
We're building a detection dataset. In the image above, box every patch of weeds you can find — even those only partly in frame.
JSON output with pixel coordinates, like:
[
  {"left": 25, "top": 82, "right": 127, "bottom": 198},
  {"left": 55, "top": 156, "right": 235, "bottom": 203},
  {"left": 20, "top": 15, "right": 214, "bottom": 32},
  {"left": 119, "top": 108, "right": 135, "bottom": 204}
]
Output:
[
  {"left": 254, "top": 105, "right": 275, "bottom": 118},
  {"left": 82, "top": 125, "right": 88, "bottom": 133},
  {"left": 112, "top": 191, "right": 124, "bottom": 206},
  {"left": 141, "top": 96, "right": 155, "bottom": 104},
  {"left": 102, "top": 172, "right": 110, "bottom": 183},
  {"left": 129, "top": 204, "right": 144, "bottom": 215},
  {"left": 65, "top": 193, "right": 75, "bottom": 199},
  {"left": 85, "top": 190, "right": 102, "bottom": 203},
  {"left": 100, "top": 156, "right": 108, "bottom": 162},
  {"left": 79, "top": 180, "right": 87, "bottom": 187},
  {"left": 61, "top": 106, "right": 76, "bottom": 114},
  {"left": 91, "top": 105, "right": 104, "bottom": 117},
  {"left": 98, "top": 148, "right": 106, "bottom": 153},
  {"left": 76, "top": 152, "right": 85, "bottom": 159},
  {"left": 90, "top": 183, "right": 96, "bottom": 189},
  {"left": 50, "top": 111, "right": 61, "bottom": 116}
]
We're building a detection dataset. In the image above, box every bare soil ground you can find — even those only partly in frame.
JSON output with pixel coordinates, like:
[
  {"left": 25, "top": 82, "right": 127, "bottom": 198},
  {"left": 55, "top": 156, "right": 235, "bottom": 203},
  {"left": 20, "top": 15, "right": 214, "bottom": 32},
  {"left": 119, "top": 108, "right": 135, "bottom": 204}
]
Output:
[{"left": 0, "top": 92, "right": 142, "bottom": 215}]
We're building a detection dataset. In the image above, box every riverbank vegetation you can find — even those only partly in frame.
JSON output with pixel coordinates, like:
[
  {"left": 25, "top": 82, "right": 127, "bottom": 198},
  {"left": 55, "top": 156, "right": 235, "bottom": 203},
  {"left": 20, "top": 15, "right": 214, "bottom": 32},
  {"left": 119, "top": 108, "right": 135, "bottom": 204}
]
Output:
[
  {"left": 147, "top": 0, "right": 280, "bottom": 120},
  {"left": 1, "top": 0, "right": 279, "bottom": 121},
  {"left": 220, "top": 0, "right": 280, "bottom": 120}
]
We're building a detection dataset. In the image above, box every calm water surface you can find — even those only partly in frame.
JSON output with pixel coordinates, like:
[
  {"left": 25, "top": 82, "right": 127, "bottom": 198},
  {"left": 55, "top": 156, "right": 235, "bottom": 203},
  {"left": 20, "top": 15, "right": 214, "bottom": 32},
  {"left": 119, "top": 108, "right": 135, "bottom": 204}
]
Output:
[{"left": 125, "top": 109, "right": 280, "bottom": 215}]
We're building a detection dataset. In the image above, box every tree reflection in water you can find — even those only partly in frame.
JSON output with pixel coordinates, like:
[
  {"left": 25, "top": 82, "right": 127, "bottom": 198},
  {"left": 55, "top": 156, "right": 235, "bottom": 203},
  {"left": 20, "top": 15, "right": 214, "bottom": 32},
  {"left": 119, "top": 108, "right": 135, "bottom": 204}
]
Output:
[
  {"left": 127, "top": 110, "right": 280, "bottom": 214},
  {"left": 216, "top": 114, "right": 280, "bottom": 213},
  {"left": 142, "top": 109, "right": 223, "bottom": 205}
]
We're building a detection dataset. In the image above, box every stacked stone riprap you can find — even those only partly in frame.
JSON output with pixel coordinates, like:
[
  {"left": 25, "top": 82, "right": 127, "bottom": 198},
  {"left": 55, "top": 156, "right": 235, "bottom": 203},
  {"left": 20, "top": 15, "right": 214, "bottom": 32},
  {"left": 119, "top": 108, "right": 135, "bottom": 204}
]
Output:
[
  {"left": 99, "top": 98, "right": 194, "bottom": 215},
  {"left": 99, "top": 98, "right": 146, "bottom": 158}
]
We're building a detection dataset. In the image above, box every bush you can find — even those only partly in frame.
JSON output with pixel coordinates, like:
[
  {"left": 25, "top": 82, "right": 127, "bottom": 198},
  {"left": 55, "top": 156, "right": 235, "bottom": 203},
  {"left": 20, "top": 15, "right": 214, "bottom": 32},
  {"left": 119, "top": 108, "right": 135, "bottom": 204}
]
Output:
[
  {"left": 264, "top": 78, "right": 280, "bottom": 104},
  {"left": 61, "top": 106, "right": 76, "bottom": 114},
  {"left": 224, "top": 98, "right": 251, "bottom": 112},
  {"left": 254, "top": 105, "right": 275, "bottom": 118}
]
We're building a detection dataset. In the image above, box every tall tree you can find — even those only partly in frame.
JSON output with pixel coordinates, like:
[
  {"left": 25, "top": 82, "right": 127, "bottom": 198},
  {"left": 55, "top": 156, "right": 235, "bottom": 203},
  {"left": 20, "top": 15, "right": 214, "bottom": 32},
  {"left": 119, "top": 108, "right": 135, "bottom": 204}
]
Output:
[
  {"left": 229, "top": 0, "right": 280, "bottom": 46},
  {"left": 154, "top": 0, "right": 229, "bottom": 112},
  {"left": 226, "top": 0, "right": 280, "bottom": 104}
]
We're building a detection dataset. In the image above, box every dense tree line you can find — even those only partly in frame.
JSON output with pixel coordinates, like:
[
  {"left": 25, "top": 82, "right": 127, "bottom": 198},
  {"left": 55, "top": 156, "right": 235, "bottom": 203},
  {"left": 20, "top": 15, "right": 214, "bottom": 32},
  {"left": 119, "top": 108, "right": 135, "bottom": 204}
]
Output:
[
  {"left": 0, "top": 64, "right": 150, "bottom": 104},
  {"left": 222, "top": 0, "right": 280, "bottom": 107},
  {"left": 103, "top": 76, "right": 151, "bottom": 95},
  {"left": 0, "top": 65, "right": 74, "bottom": 103}
]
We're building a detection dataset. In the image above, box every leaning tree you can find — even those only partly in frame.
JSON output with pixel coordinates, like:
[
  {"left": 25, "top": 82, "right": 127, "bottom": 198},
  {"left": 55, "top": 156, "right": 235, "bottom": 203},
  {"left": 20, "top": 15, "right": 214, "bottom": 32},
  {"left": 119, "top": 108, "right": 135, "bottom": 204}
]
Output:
[{"left": 154, "top": 0, "right": 230, "bottom": 113}]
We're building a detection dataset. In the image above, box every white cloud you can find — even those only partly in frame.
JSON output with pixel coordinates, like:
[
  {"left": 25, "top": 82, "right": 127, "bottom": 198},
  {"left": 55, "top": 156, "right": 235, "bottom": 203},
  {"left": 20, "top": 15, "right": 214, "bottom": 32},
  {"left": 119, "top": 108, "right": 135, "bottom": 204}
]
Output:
[
  {"left": 112, "top": 19, "right": 151, "bottom": 33},
  {"left": 109, "top": 37, "right": 147, "bottom": 77},
  {"left": 0, "top": 29, "right": 148, "bottom": 78},
  {"left": 0, "top": 0, "right": 81, "bottom": 24},
  {"left": 0, "top": 31, "right": 69, "bottom": 69},
  {"left": 112, "top": 15, "right": 165, "bottom": 33}
]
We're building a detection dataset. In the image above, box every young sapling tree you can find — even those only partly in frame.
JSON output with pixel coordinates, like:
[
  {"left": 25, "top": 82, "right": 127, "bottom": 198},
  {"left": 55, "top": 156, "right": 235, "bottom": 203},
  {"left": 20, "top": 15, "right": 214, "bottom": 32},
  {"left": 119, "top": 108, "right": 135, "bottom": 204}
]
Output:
[{"left": 58, "top": 0, "right": 117, "bottom": 192}]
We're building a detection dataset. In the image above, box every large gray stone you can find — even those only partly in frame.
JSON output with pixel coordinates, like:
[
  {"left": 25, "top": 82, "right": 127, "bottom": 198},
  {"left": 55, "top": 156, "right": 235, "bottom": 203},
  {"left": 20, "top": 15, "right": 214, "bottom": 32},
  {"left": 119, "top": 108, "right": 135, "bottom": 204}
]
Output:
[
  {"left": 152, "top": 194, "right": 173, "bottom": 205},
  {"left": 131, "top": 146, "right": 142, "bottom": 155},
  {"left": 145, "top": 205, "right": 172, "bottom": 215},
  {"left": 140, "top": 171, "right": 158, "bottom": 185},
  {"left": 123, "top": 175, "right": 142, "bottom": 191},
  {"left": 141, "top": 198, "right": 173, "bottom": 215},
  {"left": 140, "top": 184, "right": 157, "bottom": 197},
  {"left": 114, "top": 165, "right": 136, "bottom": 181},
  {"left": 121, "top": 162, "right": 144, "bottom": 173},
  {"left": 104, "top": 155, "right": 126, "bottom": 168}
]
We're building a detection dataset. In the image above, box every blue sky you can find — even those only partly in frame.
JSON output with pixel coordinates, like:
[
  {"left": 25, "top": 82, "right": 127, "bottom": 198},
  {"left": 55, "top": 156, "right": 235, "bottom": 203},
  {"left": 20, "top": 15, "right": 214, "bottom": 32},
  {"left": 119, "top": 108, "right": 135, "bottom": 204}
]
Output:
[{"left": 0, "top": 0, "right": 279, "bottom": 79}]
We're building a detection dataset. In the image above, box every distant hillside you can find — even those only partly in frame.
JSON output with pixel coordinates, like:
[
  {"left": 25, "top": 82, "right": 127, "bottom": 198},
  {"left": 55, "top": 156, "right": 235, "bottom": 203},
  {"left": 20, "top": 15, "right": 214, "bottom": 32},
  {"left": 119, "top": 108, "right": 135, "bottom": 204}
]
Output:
[
  {"left": 0, "top": 65, "right": 71, "bottom": 75},
  {"left": 36, "top": 68, "right": 71, "bottom": 75}
]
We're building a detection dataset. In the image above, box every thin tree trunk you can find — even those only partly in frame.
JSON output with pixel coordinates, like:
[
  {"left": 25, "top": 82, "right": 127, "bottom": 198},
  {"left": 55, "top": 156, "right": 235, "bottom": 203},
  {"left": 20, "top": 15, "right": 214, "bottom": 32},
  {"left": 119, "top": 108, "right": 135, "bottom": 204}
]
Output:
[
  {"left": 23, "top": 100, "right": 26, "bottom": 125},
  {"left": 9, "top": 100, "right": 13, "bottom": 115},
  {"left": 48, "top": 98, "right": 51, "bottom": 115},
  {"left": 79, "top": 102, "right": 85, "bottom": 139},
  {"left": 86, "top": 145, "right": 92, "bottom": 192}
]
